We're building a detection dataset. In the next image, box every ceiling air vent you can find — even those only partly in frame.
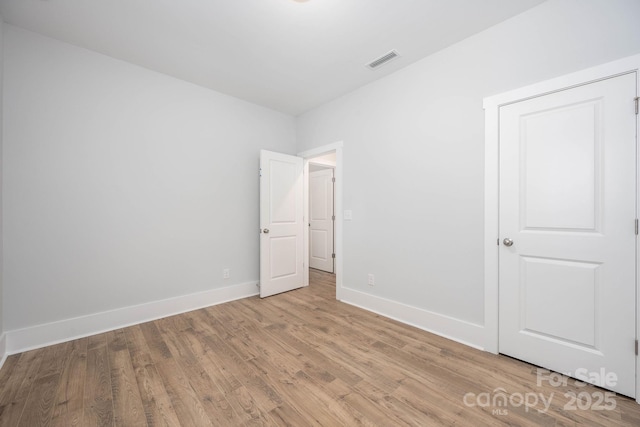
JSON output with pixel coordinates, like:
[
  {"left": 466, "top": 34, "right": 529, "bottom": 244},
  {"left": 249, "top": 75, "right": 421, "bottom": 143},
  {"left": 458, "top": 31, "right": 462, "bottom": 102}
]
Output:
[{"left": 367, "top": 50, "right": 400, "bottom": 70}]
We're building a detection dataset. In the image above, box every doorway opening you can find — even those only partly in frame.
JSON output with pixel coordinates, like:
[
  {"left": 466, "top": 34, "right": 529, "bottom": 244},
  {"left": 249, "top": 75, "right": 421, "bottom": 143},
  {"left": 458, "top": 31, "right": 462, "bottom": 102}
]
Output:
[
  {"left": 299, "top": 142, "right": 343, "bottom": 301},
  {"left": 308, "top": 154, "right": 336, "bottom": 290},
  {"left": 308, "top": 154, "right": 335, "bottom": 273}
]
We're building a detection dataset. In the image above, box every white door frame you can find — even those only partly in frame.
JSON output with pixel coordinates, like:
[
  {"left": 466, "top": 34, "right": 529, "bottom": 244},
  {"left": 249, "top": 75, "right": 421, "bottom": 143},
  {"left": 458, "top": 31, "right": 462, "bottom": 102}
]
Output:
[
  {"left": 298, "top": 141, "right": 344, "bottom": 300},
  {"left": 483, "top": 54, "right": 640, "bottom": 401}
]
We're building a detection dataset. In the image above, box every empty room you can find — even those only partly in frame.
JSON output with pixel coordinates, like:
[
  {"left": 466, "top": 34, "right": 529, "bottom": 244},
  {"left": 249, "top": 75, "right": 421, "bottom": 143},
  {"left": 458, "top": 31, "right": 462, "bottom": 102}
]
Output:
[{"left": 1, "top": 0, "right": 640, "bottom": 425}]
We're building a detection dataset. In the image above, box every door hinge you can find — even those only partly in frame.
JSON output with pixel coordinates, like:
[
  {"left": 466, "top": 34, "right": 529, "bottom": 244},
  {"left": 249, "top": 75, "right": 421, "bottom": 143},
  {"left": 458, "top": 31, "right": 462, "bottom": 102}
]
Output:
[
  {"left": 332, "top": 177, "right": 336, "bottom": 183},
  {"left": 635, "top": 219, "right": 638, "bottom": 235},
  {"left": 332, "top": 253, "right": 336, "bottom": 259},
  {"left": 332, "top": 215, "right": 335, "bottom": 221},
  {"left": 635, "top": 339, "right": 638, "bottom": 356},
  {"left": 635, "top": 97, "right": 639, "bottom": 115}
]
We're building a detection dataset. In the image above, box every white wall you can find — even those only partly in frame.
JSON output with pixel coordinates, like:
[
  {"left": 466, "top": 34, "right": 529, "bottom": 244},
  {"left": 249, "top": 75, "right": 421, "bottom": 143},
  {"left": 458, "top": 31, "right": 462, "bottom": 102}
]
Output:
[
  {"left": 3, "top": 26, "right": 295, "bottom": 333},
  {"left": 296, "top": 0, "right": 640, "bottom": 344}
]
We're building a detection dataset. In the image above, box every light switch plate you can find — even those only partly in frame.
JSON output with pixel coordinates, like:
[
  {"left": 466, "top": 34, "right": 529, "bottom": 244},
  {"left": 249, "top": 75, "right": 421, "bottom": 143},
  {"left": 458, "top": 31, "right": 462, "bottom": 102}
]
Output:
[{"left": 344, "top": 210, "right": 353, "bottom": 220}]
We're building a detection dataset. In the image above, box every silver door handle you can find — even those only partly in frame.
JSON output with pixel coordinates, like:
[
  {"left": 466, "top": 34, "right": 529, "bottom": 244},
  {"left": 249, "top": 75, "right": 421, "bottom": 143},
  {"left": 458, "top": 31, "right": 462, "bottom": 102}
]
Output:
[
  {"left": 503, "top": 238, "right": 513, "bottom": 247},
  {"left": 263, "top": 228, "right": 270, "bottom": 234}
]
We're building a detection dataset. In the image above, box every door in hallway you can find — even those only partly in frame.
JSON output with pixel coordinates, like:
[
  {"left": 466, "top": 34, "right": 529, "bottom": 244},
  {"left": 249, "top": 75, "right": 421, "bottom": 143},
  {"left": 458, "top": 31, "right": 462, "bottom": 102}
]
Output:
[{"left": 309, "top": 167, "right": 334, "bottom": 273}]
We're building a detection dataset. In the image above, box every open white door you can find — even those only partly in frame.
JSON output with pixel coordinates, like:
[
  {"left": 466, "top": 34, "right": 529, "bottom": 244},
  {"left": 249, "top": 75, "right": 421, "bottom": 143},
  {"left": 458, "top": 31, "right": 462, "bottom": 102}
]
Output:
[{"left": 260, "top": 150, "right": 304, "bottom": 298}]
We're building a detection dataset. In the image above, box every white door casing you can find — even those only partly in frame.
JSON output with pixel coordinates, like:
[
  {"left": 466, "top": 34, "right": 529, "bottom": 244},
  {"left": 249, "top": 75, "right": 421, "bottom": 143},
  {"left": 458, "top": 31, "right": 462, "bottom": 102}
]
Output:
[
  {"left": 498, "top": 73, "right": 636, "bottom": 397},
  {"left": 309, "top": 168, "right": 335, "bottom": 273},
  {"left": 259, "top": 150, "right": 304, "bottom": 298}
]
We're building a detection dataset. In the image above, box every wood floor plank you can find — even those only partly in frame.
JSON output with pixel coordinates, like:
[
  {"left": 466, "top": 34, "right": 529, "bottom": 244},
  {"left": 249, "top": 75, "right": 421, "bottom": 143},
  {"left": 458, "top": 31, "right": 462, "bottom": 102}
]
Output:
[
  {"left": 107, "top": 330, "right": 146, "bottom": 427},
  {"left": 181, "top": 315, "right": 244, "bottom": 394},
  {"left": 184, "top": 326, "right": 284, "bottom": 425},
  {"left": 87, "top": 333, "right": 108, "bottom": 351},
  {"left": 2, "top": 269, "right": 640, "bottom": 426},
  {"left": 261, "top": 321, "right": 363, "bottom": 387},
  {"left": 16, "top": 373, "right": 60, "bottom": 427},
  {"left": 140, "top": 322, "right": 214, "bottom": 427},
  {"left": 286, "top": 370, "right": 359, "bottom": 426},
  {"left": 0, "top": 356, "right": 20, "bottom": 394},
  {"left": 13, "top": 341, "right": 72, "bottom": 427},
  {"left": 138, "top": 322, "right": 173, "bottom": 361},
  {"left": 0, "top": 350, "right": 46, "bottom": 427},
  {"left": 195, "top": 329, "right": 281, "bottom": 421},
  {"left": 83, "top": 341, "right": 114, "bottom": 427},
  {"left": 268, "top": 402, "right": 313, "bottom": 427},
  {"left": 124, "top": 325, "right": 182, "bottom": 427},
  {"left": 234, "top": 311, "right": 332, "bottom": 385},
  {"left": 277, "top": 321, "right": 403, "bottom": 393},
  {"left": 35, "top": 342, "right": 71, "bottom": 380},
  {"left": 354, "top": 379, "right": 442, "bottom": 427},
  {"left": 17, "top": 374, "right": 60, "bottom": 427},
  {"left": 240, "top": 340, "right": 357, "bottom": 426},
  {"left": 159, "top": 324, "right": 238, "bottom": 424},
  {"left": 50, "top": 337, "right": 88, "bottom": 427}
]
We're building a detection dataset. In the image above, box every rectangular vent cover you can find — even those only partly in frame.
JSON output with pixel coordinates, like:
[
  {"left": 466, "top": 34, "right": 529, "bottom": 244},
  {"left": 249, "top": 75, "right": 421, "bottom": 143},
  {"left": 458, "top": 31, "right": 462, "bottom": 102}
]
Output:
[{"left": 367, "top": 50, "right": 399, "bottom": 69}]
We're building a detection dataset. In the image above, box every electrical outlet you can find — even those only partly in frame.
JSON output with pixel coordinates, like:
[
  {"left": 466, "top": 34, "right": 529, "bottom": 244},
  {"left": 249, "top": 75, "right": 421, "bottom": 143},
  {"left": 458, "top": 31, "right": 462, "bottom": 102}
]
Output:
[
  {"left": 368, "top": 273, "right": 375, "bottom": 286},
  {"left": 223, "top": 268, "right": 230, "bottom": 279}
]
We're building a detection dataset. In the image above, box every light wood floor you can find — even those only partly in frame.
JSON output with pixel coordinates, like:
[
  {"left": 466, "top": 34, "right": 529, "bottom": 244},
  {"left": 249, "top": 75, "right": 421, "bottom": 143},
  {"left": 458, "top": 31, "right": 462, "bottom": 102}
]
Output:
[{"left": 1, "top": 269, "right": 639, "bottom": 426}]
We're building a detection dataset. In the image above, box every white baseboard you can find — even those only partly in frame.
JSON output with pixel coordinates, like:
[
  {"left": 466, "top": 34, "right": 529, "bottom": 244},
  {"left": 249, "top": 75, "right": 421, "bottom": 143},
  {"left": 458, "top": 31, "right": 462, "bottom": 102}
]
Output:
[
  {"left": 0, "top": 333, "right": 7, "bottom": 370},
  {"left": 340, "top": 287, "right": 486, "bottom": 351},
  {"left": 3, "top": 283, "right": 485, "bottom": 359},
  {"left": 5, "top": 281, "right": 259, "bottom": 355}
]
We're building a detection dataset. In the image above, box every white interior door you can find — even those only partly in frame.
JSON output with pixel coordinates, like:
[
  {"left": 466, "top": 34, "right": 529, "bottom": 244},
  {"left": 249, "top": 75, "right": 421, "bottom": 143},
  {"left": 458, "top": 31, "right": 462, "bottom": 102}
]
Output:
[
  {"left": 260, "top": 150, "right": 304, "bottom": 298},
  {"left": 499, "top": 73, "right": 637, "bottom": 397},
  {"left": 309, "top": 168, "right": 335, "bottom": 273}
]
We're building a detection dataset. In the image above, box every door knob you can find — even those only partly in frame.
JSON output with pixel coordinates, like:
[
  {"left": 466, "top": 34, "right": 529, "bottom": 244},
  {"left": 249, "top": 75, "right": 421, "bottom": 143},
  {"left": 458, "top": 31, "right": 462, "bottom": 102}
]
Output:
[
  {"left": 503, "top": 238, "right": 514, "bottom": 247},
  {"left": 263, "top": 228, "right": 270, "bottom": 234}
]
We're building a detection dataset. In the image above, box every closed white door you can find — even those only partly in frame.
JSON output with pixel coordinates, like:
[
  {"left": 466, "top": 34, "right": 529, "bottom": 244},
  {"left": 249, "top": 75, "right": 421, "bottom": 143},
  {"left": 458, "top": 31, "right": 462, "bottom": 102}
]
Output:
[
  {"left": 499, "top": 73, "right": 637, "bottom": 397},
  {"left": 309, "top": 168, "right": 334, "bottom": 273},
  {"left": 259, "top": 150, "right": 304, "bottom": 298}
]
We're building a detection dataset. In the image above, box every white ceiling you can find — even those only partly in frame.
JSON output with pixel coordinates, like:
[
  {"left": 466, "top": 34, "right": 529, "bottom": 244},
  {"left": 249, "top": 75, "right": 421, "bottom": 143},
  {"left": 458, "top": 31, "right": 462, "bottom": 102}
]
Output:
[{"left": 0, "top": 0, "right": 546, "bottom": 115}]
